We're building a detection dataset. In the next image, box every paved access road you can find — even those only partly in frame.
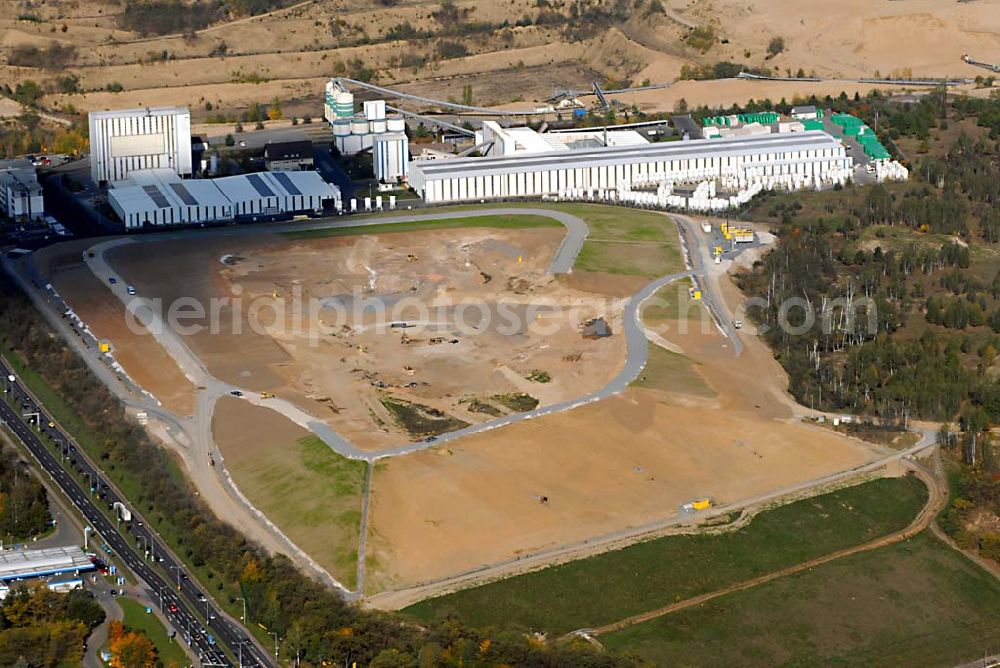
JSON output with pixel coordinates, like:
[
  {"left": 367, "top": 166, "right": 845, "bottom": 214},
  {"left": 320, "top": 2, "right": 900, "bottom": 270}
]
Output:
[
  {"left": 83, "top": 206, "right": 592, "bottom": 465},
  {"left": 64, "top": 207, "right": 723, "bottom": 596},
  {"left": 0, "top": 361, "right": 274, "bottom": 668}
]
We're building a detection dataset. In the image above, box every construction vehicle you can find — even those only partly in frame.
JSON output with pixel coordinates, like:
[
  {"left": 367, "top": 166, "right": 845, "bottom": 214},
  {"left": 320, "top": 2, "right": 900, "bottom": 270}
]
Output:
[
  {"left": 406, "top": 254, "right": 419, "bottom": 262},
  {"left": 99, "top": 341, "right": 112, "bottom": 353},
  {"left": 682, "top": 498, "right": 713, "bottom": 512},
  {"left": 260, "top": 391, "right": 274, "bottom": 399}
]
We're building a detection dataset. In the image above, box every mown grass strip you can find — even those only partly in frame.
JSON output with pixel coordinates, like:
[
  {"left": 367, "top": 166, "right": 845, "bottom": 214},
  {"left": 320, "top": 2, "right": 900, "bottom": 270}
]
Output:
[{"left": 601, "top": 532, "right": 1000, "bottom": 667}]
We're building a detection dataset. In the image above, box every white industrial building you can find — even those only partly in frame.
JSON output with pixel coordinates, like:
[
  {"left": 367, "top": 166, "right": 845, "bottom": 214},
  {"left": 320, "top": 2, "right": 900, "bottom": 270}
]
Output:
[
  {"left": 373, "top": 132, "right": 409, "bottom": 183},
  {"left": 109, "top": 170, "right": 232, "bottom": 227},
  {"left": 409, "top": 132, "right": 853, "bottom": 210},
  {"left": 790, "top": 105, "right": 820, "bottom": 120},
  {"left": 0, "top": 159, "right": 44, "bottom": 222},
  {"left": 324, "top": 80, "right": 410, "bottom": 182},
  {"left": 0, "top": 546, "right": 94, "bottom": 582},
  {"left": 88, "top": 106, "right": 192, "bottom": 185},
  {"left": 109, "top": 169, "right": 341, "bottom": 229},
  {"left": 475, "top": 120, "right": 650, "bottom": 157}
]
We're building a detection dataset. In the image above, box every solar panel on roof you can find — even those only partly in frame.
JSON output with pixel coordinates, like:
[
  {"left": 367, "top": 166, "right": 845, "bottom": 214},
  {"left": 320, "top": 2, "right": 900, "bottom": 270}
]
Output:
[
  {"left": 247, "top": 173, "right": 275, "bottom": 198},
  {"left": 142, "top": 184, "right": 170, "bottom": 208},
  {"left": 273, "top": 172, "right": 302, "bottom": 196},
  {"left": 169, "top": 182, "right": 198, "bottom": 206}
]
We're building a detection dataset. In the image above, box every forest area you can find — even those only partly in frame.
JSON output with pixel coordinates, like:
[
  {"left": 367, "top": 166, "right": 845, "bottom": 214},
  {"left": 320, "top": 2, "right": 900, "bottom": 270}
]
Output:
[
  {"left": 0, "top": 585, "right": 105, "bottom": 666},
  {"left": 738, "top": 89, "right": 1000, "bottom": 566},
  {"left": 0, "top": 446, "right": 51, "bottom": 543}
]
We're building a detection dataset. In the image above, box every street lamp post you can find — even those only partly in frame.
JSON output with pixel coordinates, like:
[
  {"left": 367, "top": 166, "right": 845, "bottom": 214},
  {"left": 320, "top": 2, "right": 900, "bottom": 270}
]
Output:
[
  {"left": 170, "top": 565, "right": 183, "bottom": 591},
  {"left": 269, "top": 631, "right": 279, "bottom": 659}
]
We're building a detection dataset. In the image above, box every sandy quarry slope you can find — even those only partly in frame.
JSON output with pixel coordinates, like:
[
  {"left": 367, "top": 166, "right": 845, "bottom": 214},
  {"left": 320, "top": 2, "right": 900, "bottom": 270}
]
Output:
[{"left": 3, "top": 0, "right": 998, "bottom": 119}]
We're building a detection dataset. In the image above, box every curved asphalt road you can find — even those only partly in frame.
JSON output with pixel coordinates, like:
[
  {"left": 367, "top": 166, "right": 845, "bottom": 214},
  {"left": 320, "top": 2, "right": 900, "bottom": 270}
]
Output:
[
  {"left": 59, "top": 207, "right": 732, "bottom": 597},
  {"left": 82, "top": 206, "right": 633, "bottom": 464}
]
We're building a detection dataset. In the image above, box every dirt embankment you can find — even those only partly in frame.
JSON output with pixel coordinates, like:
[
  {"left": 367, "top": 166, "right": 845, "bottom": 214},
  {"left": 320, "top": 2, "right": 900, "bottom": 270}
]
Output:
[{"left": 32, "top": 242, "right": 196, "bottom": 416}]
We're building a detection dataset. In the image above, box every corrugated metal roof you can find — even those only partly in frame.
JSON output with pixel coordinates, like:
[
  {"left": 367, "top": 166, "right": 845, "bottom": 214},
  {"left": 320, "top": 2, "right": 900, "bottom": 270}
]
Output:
[
  {"left": 0, "top": 546, "right": 94, "bottom": 581},
  {"left": 412, "top": 131, "right": 843, "bottom": 180}
]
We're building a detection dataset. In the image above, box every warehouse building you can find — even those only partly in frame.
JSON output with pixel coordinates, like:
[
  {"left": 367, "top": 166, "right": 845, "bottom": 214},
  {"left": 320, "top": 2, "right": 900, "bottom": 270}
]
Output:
[
  {"left": 109, "top": 170, "right": 341, "bottom": 229},
  {"left": 213, "top": 171, "right": 339, "bottom": 218},
  {"left": 0, "top": 158, "right": 44, "bottom": 222},
  {"left": 109, "top": 170, "right": 232, "bottom": 228},
  {"left": 409, "top": 131, "right": 852, "bottom": 205},
  {"left": 88, "top": 107, "right": 192, "bottom": 185},
  {"left": 0, "top": 546, "right": 94, "bottom": 582}
]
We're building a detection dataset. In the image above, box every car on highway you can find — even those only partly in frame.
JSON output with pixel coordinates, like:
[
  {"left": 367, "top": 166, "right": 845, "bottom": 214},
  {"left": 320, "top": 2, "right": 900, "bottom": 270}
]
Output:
[
  {"left": 126, "top": 286, "right": 136, "bottom": 296},
  {"left": 108, "top": 277, "right": 117, "bottom": 284},
  {"left": 168, "top": 602, "right": 179, "bottom": 613},
  {"left": 230, "top": 390, "right": 243, "bottom": 397}
]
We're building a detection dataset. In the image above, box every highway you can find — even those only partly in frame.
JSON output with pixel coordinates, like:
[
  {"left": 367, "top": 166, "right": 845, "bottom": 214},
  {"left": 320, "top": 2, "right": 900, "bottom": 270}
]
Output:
[{"left": 0, "top": 360, "right": 274, "bottom": 667}]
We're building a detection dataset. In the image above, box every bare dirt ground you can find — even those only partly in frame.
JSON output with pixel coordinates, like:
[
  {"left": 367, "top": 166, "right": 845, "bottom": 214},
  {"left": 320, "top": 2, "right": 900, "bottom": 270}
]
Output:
[
  {"left": 366, "top": 377, "right": 878, "bottom": 592},
  {"left": 364, "top": 261, "right": 880, "bottom": 592},
  {"left": 104, "top": 226, "right": 626, "bottom": 450},
  {"left": 31, "top": 242, "right": 196, "bottom": 416},
  {"left": 673, "top": 0, "right": 1000, "bottom": 80}
]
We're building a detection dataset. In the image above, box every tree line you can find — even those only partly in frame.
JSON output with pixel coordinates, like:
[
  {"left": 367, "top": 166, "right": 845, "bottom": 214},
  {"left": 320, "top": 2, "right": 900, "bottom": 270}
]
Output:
[
  {"left": 0, "top": 585, "right": 105, "bottom": 666},
  {"left": 0, "top": 447, "right": 51, "bottom": 543}
]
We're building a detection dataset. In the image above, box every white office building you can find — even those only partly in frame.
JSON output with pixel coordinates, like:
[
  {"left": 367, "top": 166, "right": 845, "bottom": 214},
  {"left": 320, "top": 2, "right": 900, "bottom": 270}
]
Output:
[
  {"left": 409, "top": 132, "right": 852, "bottom": 207},
  {"left": 89, "top": 107, "right": 192, "bottom": 185},
  {"left": 0, "top": 159, "right": 44, "bottom": 222},
  {"left": 108, "top": 169, "right": 341, "bottom": 229}
]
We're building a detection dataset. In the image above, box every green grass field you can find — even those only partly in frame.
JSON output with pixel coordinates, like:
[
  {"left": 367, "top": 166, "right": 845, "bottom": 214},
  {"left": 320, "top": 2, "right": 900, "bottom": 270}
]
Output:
[
  {"left": 403, "top": 476, "right": 927, "bottom": 635},
  {"left": 280, "top": 214, "right": 561, "bottom": 240},
  {"left": 641, "top": 278, "right": 705, "bottom": 323},
  {"left": 630, "top": 345, "right": 716, "bottom": 398},
  {"left": 225, "top": 436, "right": 367, "bottom": 589},
  {"left": 118, "top": 597, "right": 189, "bottom": 667},
  {"left": 602, "top": 532, "right": 1000, "bottom": 667},
  {"left": 556, "top": 203, "right": 684, "bottom": 277}
]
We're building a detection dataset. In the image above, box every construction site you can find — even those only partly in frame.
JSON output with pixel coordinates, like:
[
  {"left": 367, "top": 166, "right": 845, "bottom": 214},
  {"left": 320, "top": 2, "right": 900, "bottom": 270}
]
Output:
[
  {"left": 66, "top": 222, "right": 626, "bottom": 451},
  {"left": 19, "top": 203, "right": 906, "bottom": 599}
]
